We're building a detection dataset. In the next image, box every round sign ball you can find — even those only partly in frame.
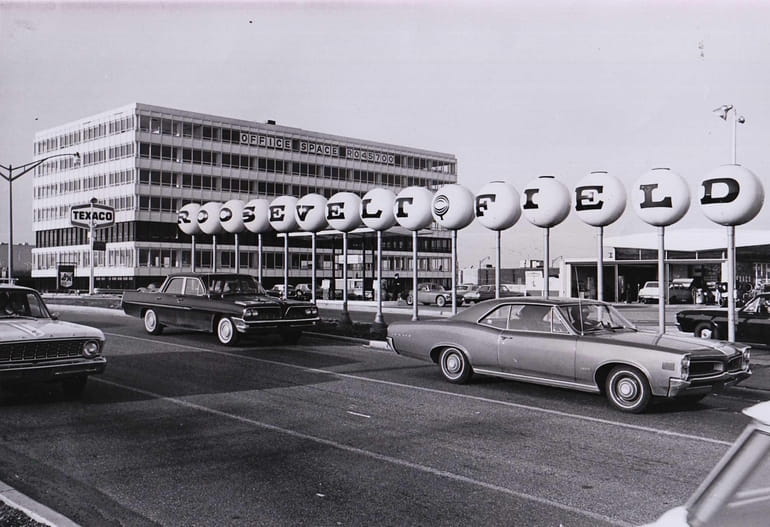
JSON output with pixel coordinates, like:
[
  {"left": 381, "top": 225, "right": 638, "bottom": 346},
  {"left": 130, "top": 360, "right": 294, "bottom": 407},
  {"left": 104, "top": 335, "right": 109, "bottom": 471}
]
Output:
[
  {"left": 699, "top": 164, "right": 764, "bottom": 226},
  {"left": 219, "top": 199, "right": 245, "bottom": 233},
  {"left": 475, "top": 181, "right": 521, "bottom": 231},
  {"left": 268, "top": 196, "right": 299, "bottom": 233},
  {"left": 178, "top": 203, "right": 202, "bottom": 235},
  {"left": 573, "top": 171, "right": 627, "bottom": 227},
  {"left": 360, "top": 188, "right": 397, "bottom": 231},
  {"left": 326, "top": 192, "right": 362, "bottom": 232},
  {"left": 197, "top": 201, "right": 224, "bottom": 235},
  {"left": 431, "top": 184, "right": 475, "bottom": 230},
  {"left": 394, "top": 187, "right": 434, "bottom": 231},
  {"left": 631, "top": 168, "right": 690, "bottom": 227},
  {"left": 295, "top": 193, "right": 329, "bottom": 232},
  {"left": 520, "top": 176, "right": 570, "bottom": 228},
  {"left": 243, "top": 199, "right": 272, "bottom": 234}
]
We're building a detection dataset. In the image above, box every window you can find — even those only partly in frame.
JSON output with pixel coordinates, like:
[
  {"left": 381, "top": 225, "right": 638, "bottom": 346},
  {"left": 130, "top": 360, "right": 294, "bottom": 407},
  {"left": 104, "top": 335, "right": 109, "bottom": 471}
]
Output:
[
  {"left": 508, "top": 305, "right": 551, "bottom": 332},
  {"left": 480, "top": 305, "right": 511, "bottom": 329},
  {"left": 165, "top": 277, "right": 184, "bottom": 294},
  {"left": 184, "top": 278, "right": 205, "bottom": 296}
]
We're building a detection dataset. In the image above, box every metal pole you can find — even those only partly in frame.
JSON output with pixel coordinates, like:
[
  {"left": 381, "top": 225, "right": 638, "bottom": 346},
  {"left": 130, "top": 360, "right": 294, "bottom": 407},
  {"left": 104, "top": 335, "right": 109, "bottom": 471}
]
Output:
[
  {"left": 283, "top": 234, "right": 289, "bottom": 298},
  {"left": 412, "top": 230, "right": 419, "bottom": 321},
  {"left": 544, "top": 228, "right": 550, "bottom": 299},
  {"left": 311, "top": 232, "right": 317, "bottom": 303},
  {"left": 597, "top": 226, "right": 604, "bottom": 302},
  {"left": 451, "top": 229, "right": 458, "bottom": 314},
  {"left": 375, "top": 230, "right": 384, "bottom": 322},
  {"left": 258, "top": 234, "right": 263, "bottom": 285},
  {"left": 658, "top": 226, "right": 666, "bottom": 334},
  {"left": 191, "top": 235, "right": 196, "bottom": 272},
  {"left": 212, "top": 235, "right": 217, "bottom": 273},
  {"left": 728, "top": 226, "right": 736, "bottom": 342},
  {"left": 7, "top": 166, "right": 13, "bottom": 283},
  {"left": 495, "top": 230, "right": 501, "bottom": 299},
  {"left": 89, "top": 203, "right": 95, "bottom": 295},
  {"left": 235, "top": 233, "right": 240, "bottom": 273}
]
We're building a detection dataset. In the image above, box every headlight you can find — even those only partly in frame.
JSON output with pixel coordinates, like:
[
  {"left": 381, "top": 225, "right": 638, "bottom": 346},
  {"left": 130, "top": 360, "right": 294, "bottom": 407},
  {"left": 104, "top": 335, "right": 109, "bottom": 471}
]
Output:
[
  {"left": 742, "top": 348, "right": 751, "bottom": 370},
  {"left": 305, "top": 307, "right": 318, "bottom": 316},
  {"left": 680, "top": 354, "right": 690, "bottom": 380},
  {"left": 243, "top": 308, "right": 259, "bottom": 319},
  {"left": 82, "top": 340, "right": 101, "bottom": 358}
]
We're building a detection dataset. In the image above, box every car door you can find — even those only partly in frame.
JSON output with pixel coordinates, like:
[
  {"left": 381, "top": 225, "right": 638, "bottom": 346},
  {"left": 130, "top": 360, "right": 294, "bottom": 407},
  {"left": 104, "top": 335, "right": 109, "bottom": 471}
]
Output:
[
  {"left": 736, "top": 296, "right": 770, "bottom": 344},
  {"left": 154, "top": 276, "right": 185, "bottom": 326},
  {"left": 497, "top": 304, "right": 577, "bottom": 383},
  {"left": 175, "top": 277, "right": 210, "bottom": 330}
]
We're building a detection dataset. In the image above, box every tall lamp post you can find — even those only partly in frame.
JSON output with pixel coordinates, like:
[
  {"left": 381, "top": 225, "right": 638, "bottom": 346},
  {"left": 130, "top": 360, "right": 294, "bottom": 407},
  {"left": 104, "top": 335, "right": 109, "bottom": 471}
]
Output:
[{"left": 0, "top": 152, "right": 80, "bottom": 283}]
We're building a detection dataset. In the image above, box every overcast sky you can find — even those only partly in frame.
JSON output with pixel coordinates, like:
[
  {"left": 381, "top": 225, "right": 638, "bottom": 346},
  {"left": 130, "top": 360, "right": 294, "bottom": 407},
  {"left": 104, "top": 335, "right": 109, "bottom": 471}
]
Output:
[{"left": 1, "top": 0, "right": 768, "bottom": 268}]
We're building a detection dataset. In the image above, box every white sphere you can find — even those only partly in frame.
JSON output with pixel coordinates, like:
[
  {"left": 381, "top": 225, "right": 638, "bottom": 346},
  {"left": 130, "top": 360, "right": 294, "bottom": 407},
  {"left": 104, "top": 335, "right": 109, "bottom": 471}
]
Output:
[
  {"left": 573, "top": 171, "right": 627, "bottom": 227},
  {"left": 178, "top": 203, "right": 201, "bottom": 235},
  {"left": 268, "top": 195, "right": 299, "bottom": 233},
  {"left": 243, "top": 199, "right": 272, "bottom": 234},
  {"left": 520, "top": 176, "right": 571, "bottom": 228},
  {"left": 295, "top": 193, "right": 329, "bottom": 232},
  {"left": 360, "top": 188, "right": 397, "bottom": 231},
  {"left": 197, "top": 202, "right": 224, "bottom": 235},
  {"left": 699, "top": 165, "right": 764, "bottom": 226},
  {"left": 431, "top": 184, "right": 475, "bottom": 230},
  {"left": 474, "top": 181, "right": 521, "bottom": 231},
  {"left": 631, "top": 168, "right": 690, "bottom": 227},
  {"left": 326, "top": 192, "right": 362, "bottom": 232},
  {"left": 219, "top": 200, "right": 245, "bottom": 233},
  {"left": 394, "top": 187, "right": 434, "bottom": 231}
]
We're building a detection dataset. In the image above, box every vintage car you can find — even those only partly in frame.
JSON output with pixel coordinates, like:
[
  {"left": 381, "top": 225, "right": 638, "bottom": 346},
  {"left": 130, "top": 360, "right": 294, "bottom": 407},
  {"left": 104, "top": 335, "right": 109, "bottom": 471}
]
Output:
[
  {"left": 638, "top": 281, "right": 660, "bottom": 303},
  {"left": 463, "top": 283, "right": 526, "bottom": 304},
  {"left": 644, "top": 400, "right": 770, "bottom": 526},
  {"left": 405, "top": 282, "right": 462, "bottom": 307},
  {"left": 122, "top": 273, "right": 319, "bottom": 345},
  {"left": 0, "top": 285, "right": 106, "bottom": 397},
  {"left": 386, "top": 298, "right": 751, "bottom": 413},
  {"left": 676, "top": 293, "right": 770, "bottom": 344}
]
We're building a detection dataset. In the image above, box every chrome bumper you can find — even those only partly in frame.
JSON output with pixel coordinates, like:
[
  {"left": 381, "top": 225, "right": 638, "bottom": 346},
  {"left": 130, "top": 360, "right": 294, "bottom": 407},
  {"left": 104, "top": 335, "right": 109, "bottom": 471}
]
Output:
[{"left": 668, "top": 369, "right": 752, "bottom": 397}]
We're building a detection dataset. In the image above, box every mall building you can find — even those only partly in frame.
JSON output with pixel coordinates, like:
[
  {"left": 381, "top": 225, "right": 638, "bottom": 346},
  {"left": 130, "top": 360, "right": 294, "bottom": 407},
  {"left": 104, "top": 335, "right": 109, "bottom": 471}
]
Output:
[{"left": 30, "top": 103, "right": 457, "bottom": 292}]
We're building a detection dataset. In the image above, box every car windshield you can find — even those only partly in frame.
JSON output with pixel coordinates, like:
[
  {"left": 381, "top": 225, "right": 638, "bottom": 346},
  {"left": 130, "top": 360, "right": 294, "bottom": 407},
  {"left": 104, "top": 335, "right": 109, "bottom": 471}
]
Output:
[
  {"left": 559, "top": 303, "right": 637, "bottom": 334},
  {"left": 0, "top": 290, "right": 50, "bottom": 319},
  {"left": 208, "top": 276, "right": 265, "bottom": 295},
  {"left": 644, "top": 282, "right": 659, "bottom": 288}
]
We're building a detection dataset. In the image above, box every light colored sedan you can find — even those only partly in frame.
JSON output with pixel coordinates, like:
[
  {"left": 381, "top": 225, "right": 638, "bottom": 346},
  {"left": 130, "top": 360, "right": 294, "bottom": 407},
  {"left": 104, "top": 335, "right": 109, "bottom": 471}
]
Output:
[{"left": 386, "top": 297, "right": 751, "bottom": 413}]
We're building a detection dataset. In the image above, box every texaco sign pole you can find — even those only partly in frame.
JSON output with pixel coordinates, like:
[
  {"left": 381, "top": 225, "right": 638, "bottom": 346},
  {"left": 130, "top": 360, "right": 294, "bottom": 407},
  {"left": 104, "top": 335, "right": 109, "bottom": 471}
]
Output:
[{"left": 70, "top": 198, "right": 115, "bottom": 295}]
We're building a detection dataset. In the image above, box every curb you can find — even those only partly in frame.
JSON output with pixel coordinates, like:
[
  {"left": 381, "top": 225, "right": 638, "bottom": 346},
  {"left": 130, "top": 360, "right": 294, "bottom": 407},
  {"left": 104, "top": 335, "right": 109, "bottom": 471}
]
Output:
[{"left": 0, "top": 480, "right": 79, "bottom": 527}]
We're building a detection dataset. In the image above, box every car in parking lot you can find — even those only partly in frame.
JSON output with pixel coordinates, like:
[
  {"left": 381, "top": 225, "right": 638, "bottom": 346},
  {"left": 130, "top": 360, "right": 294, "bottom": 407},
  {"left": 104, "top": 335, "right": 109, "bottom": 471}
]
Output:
[
  {"left": 638, "top": 281, "right": 660, "bottom": 303},
  {"left": 676, "top": 293, "right": 770, "bottom": 344},
  {"left": 0, "top": 285, "right": 106, "bottom": 397},
  {"left": 405, "top": 282, "right": 462, "bottom": 307},
  {"left": 387, "top": 297, "right": 751, "bottom": 413},
  {"left": 462, "top": 283, "right": 526, "bottom": 304}
]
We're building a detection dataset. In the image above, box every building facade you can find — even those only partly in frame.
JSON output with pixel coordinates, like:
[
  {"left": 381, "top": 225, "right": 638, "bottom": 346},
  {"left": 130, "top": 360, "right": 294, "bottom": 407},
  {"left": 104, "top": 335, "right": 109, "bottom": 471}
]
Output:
[{"left": 31, "top": 103, "right": 457, "bottom": 292}]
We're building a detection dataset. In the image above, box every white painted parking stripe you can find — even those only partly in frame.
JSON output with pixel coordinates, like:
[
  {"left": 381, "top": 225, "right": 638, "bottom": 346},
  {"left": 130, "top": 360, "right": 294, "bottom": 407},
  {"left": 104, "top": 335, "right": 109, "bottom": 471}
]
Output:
[
  {"left": 105, "top": 331, "right": 733, "bottom": 447},
  {"left": 94, "top": 376, "right": 630, "bottom": 527},
  {"left": 346, "top": 411, "right": 371, "bottom": 418}
]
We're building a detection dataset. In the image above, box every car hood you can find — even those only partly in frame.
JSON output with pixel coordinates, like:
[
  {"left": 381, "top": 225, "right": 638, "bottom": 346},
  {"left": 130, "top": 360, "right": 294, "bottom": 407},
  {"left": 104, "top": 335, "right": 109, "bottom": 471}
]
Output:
[
  {"left": 0, "top": 318, "right": 104, "bottom": 342},
  {"left": 592, "top": 330, "right": 741, "bottom": 357},
  {"left": 230, "top": 295, "right": 309, "bottom": 307},
  {"left": 677, "top": 307, "right": 728, "bottom": 317}
]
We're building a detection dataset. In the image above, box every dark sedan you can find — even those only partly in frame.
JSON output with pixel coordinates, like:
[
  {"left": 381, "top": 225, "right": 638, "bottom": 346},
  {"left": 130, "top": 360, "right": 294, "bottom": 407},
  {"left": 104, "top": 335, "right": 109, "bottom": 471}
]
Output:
[
  {"left": 676, "top": 293, "right": 770, "bottom": 345},
  {"left": 387, "top": 297, "right": 751, "bottom": 413}
]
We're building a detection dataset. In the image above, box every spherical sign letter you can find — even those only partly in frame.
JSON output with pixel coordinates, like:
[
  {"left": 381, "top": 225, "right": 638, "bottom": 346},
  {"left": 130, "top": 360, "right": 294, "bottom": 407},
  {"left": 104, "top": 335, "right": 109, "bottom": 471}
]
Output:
[
  {"left": 631, "top": 168, "right": 690, "bottom": 227},
  {"left": 521, "top": 176, "right": 570, "bottom": 228},
  {"left": 573, "top": 171, "right": 627, "bottom": 227},
  {"left": 431, "top": 184, "right": 475, "bottom": 230},
  {"left": 394, "top": 187, "right": 434, "bottom": 231},
  {"left": 360, "top": 188, "right": 397, "bottom": 231},
  {"left": 197, "top": 201, "right": 224, "bottom": 235},
  {"left": 268, "top": 196, "right": 299, "bottom": 233},
  {"left": 326, "top": 192, "right": 362, "bottom": 232},
  {"left": 219, "top": 199, "right": 245, "bottom": 234},
  {"left": 699, "top": 165, "right": 764, "bottom": 226},
  {"left": 243, "top": 199, "right": 272, "bottom": 234},
  {"left": 178, "top": 203, "right": 201, "bottom": 235},
  {"left": 295, "top": 193, "right": 329, "bottom": 232},
  {"left": 475, "top": 181, "right": 521, "bottom": 231}
]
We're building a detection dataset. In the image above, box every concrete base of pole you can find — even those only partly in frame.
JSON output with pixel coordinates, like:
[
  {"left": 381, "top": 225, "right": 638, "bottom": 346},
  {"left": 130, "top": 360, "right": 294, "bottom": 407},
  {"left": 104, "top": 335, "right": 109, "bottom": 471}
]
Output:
[{"left": 370, "top": 313, "right": 387, "bottom": 339}]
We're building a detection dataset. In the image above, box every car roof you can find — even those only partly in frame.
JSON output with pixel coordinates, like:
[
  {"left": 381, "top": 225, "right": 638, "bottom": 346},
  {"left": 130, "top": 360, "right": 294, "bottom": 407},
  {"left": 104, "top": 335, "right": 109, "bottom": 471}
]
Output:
[
  {"left": 452, "top": 296, "right": 604, "bottom": 321},
  {"left": 0, "top": 284, "right": 37, "bottom": 293}
]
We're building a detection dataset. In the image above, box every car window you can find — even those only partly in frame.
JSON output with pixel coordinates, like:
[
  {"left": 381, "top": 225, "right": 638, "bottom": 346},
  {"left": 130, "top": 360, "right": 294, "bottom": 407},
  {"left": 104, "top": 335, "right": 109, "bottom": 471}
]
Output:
[
  {"left": 508, "top": 305, "right": 551, "bottom": 332},
  {"left": 479, "top": 305, "right": 511, "bottom": 329},
  {"left": 0, "top": 291, "right": 40, "bottom": 318},
  {"left": 164, "top": 277, "right": 184, "bottom": 295},
  {"left": 184, "top": 278, "right": 205, "bottom": 296},
  {"left": 549, "top": 307, "right": 571, "bottom": 334}
]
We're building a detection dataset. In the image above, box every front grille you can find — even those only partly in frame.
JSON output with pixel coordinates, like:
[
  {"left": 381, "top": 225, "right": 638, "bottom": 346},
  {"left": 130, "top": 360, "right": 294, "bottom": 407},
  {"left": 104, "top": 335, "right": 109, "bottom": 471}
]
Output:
[
  {"left": 0, "top": 340, "right": 84, "bottom": 363},
  {"left": 689, "top": 361, "right": 723, "bottom": 377},
  {"left": 727, "top": 356, "right": 744, "bottom": 372},
  {"left": 285, "top": 306, "right": 313, "bottom": 319}
]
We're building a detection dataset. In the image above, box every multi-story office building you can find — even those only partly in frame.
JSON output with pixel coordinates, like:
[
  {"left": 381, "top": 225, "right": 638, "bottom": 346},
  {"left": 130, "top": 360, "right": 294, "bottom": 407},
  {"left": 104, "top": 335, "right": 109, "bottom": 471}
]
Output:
[{"left": 31, "top": 103, "right": 457, "bottom": 293}]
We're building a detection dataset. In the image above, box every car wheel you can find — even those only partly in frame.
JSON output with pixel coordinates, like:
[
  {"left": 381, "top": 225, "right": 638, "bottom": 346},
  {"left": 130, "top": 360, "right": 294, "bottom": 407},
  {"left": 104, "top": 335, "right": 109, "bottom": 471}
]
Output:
[
  {"left": 406, "top": 294, "right": 414, "bottom": 306},
  {"left": 439, "top": 347, "right": 473, "bottom": 384},
  {"left": 281, "top": 331, "right": 302, "bottom": 345},
  {"left": 694, "top": 322, "right": 715, "bottom": 340},
  {"left": 436, "top": 296, "right": 447, "bottom": 307},
  {"left": 62, "top": 376, "right": 87, "bottom": 398},
  {"left": 605, "top": 366, "right": 651, "bottom": 413},
  {"left": 143, "top": 309, "right": 163, "bottom": 335},
  {"left": 216, "top": 317, "right": 239, "bottom": 346}
]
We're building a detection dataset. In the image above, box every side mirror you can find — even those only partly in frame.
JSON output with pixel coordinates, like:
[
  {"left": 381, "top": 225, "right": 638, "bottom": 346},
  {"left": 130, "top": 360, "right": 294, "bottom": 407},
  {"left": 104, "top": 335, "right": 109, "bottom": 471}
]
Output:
[{"left": 50, "top": 312, "right": 60, "bottom": 320}]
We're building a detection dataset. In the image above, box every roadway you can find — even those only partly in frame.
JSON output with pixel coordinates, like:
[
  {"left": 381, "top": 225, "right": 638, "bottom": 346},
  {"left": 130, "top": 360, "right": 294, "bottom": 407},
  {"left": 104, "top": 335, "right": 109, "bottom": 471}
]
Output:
[{"left": 0, "top": 304, "right": 766, "bottom": 526}]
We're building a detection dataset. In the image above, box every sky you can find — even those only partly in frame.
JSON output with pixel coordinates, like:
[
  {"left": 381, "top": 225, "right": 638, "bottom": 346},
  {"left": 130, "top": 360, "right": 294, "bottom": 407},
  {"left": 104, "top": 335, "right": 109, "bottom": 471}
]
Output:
[{"left": 1, "top": 0, "right": 769, "bottom": 269}]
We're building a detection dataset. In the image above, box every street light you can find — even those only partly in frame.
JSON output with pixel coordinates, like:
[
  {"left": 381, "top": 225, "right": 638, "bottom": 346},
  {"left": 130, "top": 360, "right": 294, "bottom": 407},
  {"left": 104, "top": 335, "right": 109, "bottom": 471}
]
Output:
[{"left": 0, "top": 152, "right": 81, "bottom": 283}]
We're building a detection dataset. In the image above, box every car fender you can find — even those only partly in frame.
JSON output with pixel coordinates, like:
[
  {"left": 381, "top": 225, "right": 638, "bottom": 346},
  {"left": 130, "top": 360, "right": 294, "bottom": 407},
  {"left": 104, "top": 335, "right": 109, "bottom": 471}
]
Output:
[
  {"left": 429, "top": 341, "right": 473, "bottom": 365},
  {"left": 592, "top": 358, "right": 659, "bottom": 395}
]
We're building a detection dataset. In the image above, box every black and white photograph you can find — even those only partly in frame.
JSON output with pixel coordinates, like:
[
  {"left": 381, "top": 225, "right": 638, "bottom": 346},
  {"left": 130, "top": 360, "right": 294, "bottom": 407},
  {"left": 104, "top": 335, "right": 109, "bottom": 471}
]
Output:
[{"left": 1, "top": 1, "right": 769, "bottom": 525}]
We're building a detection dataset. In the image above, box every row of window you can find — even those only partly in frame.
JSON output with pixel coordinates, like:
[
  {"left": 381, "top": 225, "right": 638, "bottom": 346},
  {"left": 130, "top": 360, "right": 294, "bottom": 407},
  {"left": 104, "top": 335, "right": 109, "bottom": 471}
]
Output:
[
  {"left": 34, "top": 169, "right": 135, "bottom": 199},
  {"left": 33, "top": 195, "right": 134, "bottom": 223},
  {"left": 35, "top": 116, "right": 135, "bottom": 154}
]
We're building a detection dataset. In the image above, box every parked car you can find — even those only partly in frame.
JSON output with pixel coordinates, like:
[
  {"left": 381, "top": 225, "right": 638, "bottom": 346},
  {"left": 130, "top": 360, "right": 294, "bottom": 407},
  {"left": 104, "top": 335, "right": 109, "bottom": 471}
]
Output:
[
  {"left": 669, "top": 278, "right": 695, "bottom": 304},
  {"left": 267, "top": 283, "right": 294, "bottom": 299},
  {"left": 386, "top": 297, "right": 751, "bottom": 413},
  {"left": 463, "top": 284, "right": 526, "bottom": 304},
  {"left": 638, "top": 281, "right": 660, "bottom": 303},
  {"left": 0, "top": 285, "right": 106, "bottom": 397},
  {"left": 676, "top": 293, "right": 770, "bottom": 344},
  {"left": 644, "top": 399, "right": 770, "bottom": 526},
  {"left": 292, "top": 283, "right": 313, "bottom": 301},
  {"left": 406, "top": 283, "right": 462, "bottom": 307},
  {"left": 455, "top": 283, "right": 477, "bottom": 300},
  {"left": 122, "top": 273, "right": 319, "bottom": 345}
]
